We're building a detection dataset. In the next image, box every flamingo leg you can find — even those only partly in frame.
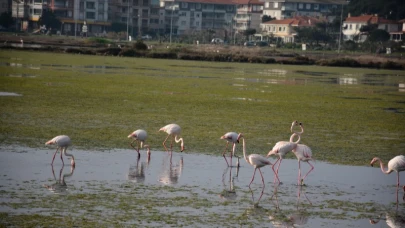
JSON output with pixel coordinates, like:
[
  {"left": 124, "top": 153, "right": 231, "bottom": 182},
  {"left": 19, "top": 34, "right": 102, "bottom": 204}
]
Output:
[
  {"left": 162, "top": 134, "right": 171, "bottom": 152},
  {"left": 60, "top": 147, "right": 64, "bottom": 165},
  {"left": 130, "top": 140, "right": 141, "bottom": 157},
  {"left": 170, "top": 135, "right": 174, "bottom": 152},
  {"left": 298, "top": 161, "right": 302, "bottom": 185},
  {"left": 222, "top": 142, "right": 230, "bottom": 166},
  {"left": 272, "top": 157, "right": 280, "bottom": 183},
  {"left": 258, "top": 168, "right": 265, "bottom": 188},
  {"left": 230, "top": 143, "right": 236, "bottom": 167},
  {"left": 272, "top": 166, "right": 281, "bottom": 184},
  {"left": 249, "top": 168, "right": 257, "bottom": 187},
  {"left": 51, "top": 147, "right": 60, "bottom": 165},
  {"left": 397, "top": 172, "right": 400, "bottom": 187},
  {"left": 301, "top": 161, "right": 314, "bottom": 185},
  {"left": 275, "top": 157, "right": 283, "bottom": 174}
]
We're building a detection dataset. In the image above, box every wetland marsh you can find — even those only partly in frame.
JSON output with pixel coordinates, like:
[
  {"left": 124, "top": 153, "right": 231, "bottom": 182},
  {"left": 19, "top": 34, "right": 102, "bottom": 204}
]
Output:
[{"left": 0, "top": 50, "right": 404, "bottom": 227}]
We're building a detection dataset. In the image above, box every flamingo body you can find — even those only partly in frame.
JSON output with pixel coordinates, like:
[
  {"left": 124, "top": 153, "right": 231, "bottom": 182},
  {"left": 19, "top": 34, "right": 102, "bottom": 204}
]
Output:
[
  {"left": 159, "top": 123, "right": 184, "bottom": 152},
  {"left": 293, "top": 143, "right": 314, "bottom": 185},
  {"left": 220, "top": 132, "right": 241, "bottom": 167},
  {"left": 241, "top": 136, "right": 279, "bottom": 187},
  {"left": 128, "top": 129, "right": 147, "bottom": 157},
  {"left": 45, "top": 135, "right": 75, "bottom": 167},
  {"left": 370, "top": 155, "right": 405, "bottom": 187}
]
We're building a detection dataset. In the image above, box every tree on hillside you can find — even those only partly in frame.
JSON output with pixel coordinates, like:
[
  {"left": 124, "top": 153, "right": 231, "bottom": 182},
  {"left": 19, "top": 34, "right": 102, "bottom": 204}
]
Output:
[
  {"left": 262, "top": 15, "right": 274, "bottom": 23},
  {"left": 347, "top": 0, "right": 405, "bottom": 20},
  {"left": 243, "top": 28, "right": 256, "bottom": 40},
  {"left": 38, "top": 9, "right": 61, "bottom": 31},
  {"left": 294, "top": 26, "right": 332, "bottom": 45},
  {"left": 367, "top": 29, "right": 390, "bottom": 42},
  {"left": 0, "top": 12, "right": 14, "bottom": 29}
]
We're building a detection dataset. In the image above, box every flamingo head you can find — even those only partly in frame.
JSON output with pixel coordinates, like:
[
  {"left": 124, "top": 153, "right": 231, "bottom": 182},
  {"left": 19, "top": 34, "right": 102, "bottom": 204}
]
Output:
[
  {"left": 180, "top": 145, "right": 185, "bottom": 152},
  {"left": 290, "top": 120, "right": 299, "bottom": 132},
  {"left": 266, "top": 149, "right": 277, "bottom": 158},
  {"left": 237, "top": 133, "right": 244, "bottom": 141},
  {"left": 128, "top": 133, "right": 136, "bottom": 139},
  {"left": 370, "top": 157, "right": 380, "bottom": 167}
]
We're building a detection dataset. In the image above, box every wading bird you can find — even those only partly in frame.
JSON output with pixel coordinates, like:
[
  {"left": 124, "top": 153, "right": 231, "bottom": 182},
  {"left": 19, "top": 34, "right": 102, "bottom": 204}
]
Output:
[
  {"left": 292, "top": 140, "right": 314, "bottom": 186},
  {"left": 370, "top": 155, "right": 405, "bottom": 188},
  {"left": 45, "top": 135, "right": 75, "bottom": 167},
  {"left": 220, "top": 132, "right": 242, "bottom": 167},
  {"left": 159, "top": 123, "right": 184, "bottom": 152},
  {"left": 128, "top": 129, "right": 147, "bottom": 158},
  {"left": 267, "top": 121, "right": 302, "bottom": 179},
  {"left": 241, "top": 134, "right": 279, "bottom": 187}
]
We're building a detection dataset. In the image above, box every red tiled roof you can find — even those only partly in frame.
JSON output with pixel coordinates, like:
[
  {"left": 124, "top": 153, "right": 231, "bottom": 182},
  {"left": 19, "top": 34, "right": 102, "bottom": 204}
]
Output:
[
  {"left": 345, "top": 15, "right": 399, "bottom": 24},
  {"left": 262, "top": 16, "right": 325, "bottom": 26}
]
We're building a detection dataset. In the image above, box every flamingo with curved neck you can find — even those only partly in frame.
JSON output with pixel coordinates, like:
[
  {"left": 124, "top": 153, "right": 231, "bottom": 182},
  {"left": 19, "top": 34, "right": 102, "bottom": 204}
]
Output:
[
  {"left": 46, "top": 135, "right": 75, "bottom": 167},
  {"left": 241, "top": 134, "right": 279, "bottom": 187},
  {"left": 370, "top": 155, "right": 405, "bottom": 187},
  {"left": 159, "top": 123, "right": 184, "bottom": 152}
]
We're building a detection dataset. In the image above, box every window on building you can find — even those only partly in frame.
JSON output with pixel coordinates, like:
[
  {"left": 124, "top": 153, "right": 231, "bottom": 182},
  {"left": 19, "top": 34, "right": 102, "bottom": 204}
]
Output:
[
  {"left": 68, "top": 11, "right": 72, "bottom": 17},
  {"left": 265, "top": 2, "right": 269, "bottom": 8},
  {"left": 181, "top": 21, "right": 186, "bottom": 25},
  {"left": 196, "top": 21, "right": 200, "bottom": 26},
  {"left": 190, "top": 3, "right": 195, "bottom": 9},
  {"left": 98, "top": 13, "right": 104, "bottom": 20},
  {"left": 278, "top": 26, "right": 281, "bottom": 31},
  {"left": 33, "top": 9, "right": 42, "bottom": 15},
  {"left": 121, "top": 17, "right": 127, "bottom": 22},
  {"left": 274, "top": 2, "right": 278, "bottom": 8},
  {"left": 98, "top": 3, "right": 104, "bottom": 11},
  {"left": 298, "top": 3, "right": 303, "bottom": 9},
  {"left": 314, "top": 4, "right": 319, "bottom": 10},
  {"left": 142, "top": 0, "right": 148, "bottom": 6},
  {"left": 86, "top": 12, "right": 95, "bottom": 19},
  {"left": 179, "top": 11, "right": 186, "bottom": 16},
  {"left": 181, "top": 2, "right": 188, "bottom": 8},
  {"left": 86, "top": 2, "right": 95, "bottom": 9},
  {"left": 79, "top": 1, "right": 84, "bottom": 10},
  {"left": 349, "top": 24, "right": 352, "bottom": 29},
  {"left": 190, "top": 11, "right": 194, "bottom": 17},
  {"left": 306, "top": 4, "right": 311, "bottom": 9},
  {"left": 196, "top": 3, "right": 201, "bottom": 9}
]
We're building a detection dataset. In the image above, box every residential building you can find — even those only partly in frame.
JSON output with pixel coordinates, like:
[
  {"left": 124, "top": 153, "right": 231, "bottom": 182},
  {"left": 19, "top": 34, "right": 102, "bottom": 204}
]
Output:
[
  {"left": 261, "top": 0, "right": 348, "bottom": 21},
  {"left": 390, "top": 18, "right": 404, "bottom": 42},
  {"left": 0, "top": 0, "right": 9, "bottom": 15},
  {"left": 11, "top": 0, "right": 28, "bottom": 30},
  {"left": 160, "top": 0, "right": 236, "bottom": 39},
  {"left": 234, "top": 0, "right": 263, "bottom": 34},
  {"left": 342, "top": 14, "right": 401, "bottom": 42},
  {"left": 260, "top": 15, "right": 324, "bottom": 43}
]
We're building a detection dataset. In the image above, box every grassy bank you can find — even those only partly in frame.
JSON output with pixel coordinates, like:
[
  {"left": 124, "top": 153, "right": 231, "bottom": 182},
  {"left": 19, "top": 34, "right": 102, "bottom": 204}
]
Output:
[{"left": 0, "top": 50, "right": 404, "bottom": 166}]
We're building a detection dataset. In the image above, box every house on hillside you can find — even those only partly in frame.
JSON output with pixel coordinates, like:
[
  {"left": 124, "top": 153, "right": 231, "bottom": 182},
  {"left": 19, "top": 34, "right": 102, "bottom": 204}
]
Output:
[
  {"left": 260, "top": 15, "right": 324, "bottom": 43},
  {"left": 342, "top": 14, "right": 401, "bottom": 42},
  {"left": 390, "top": 19, "right": 405, "bottom": 42}
]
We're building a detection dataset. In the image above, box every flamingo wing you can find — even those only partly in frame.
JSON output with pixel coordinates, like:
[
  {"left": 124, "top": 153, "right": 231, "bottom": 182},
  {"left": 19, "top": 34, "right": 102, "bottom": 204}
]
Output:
[{"left": 388, "top": 155, "right": 405, "bottom": 172}]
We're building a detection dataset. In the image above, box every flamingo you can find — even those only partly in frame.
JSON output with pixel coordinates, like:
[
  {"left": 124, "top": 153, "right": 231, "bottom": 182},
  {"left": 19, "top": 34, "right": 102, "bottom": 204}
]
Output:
[
  {"left": 240, "top": 134, "right": 280, "bottom": 187},
  {"left": 292, "top": 135, "right": 314, "bottom": 186},
  {"left": 128, "top": 129, "right": 147, "bottom": 158},
  {"left": 45, "top": 135, "right": 75, "bottom": 167},
  {"left": 159, "top": 123, "right": 184, "bottom": 152},
  {"left": 370, "top": 155, "right": 405, "bottom": 188},
  {"left": 220, "top": 132, "right": 242, "bottom": 167},
  {"left": 267, "top": 122, "right": 303, "bottom": 183}
]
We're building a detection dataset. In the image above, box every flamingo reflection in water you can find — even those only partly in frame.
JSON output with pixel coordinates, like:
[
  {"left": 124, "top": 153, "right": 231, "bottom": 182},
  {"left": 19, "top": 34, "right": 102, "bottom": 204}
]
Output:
[
  {"left": 219, "top": 166, "right": 240, "bottom": 201},
  {"left": 158, "top": 153, "right": 183, "bottom": 185},
  {"left": 43, "top": 165, "right": 75, "bottom": 194},
  {"left": 128, "top": 145, "right": 151, "bottom": 183},
  {"left": 268, "top": 185, "right": 311, "bottom": 228}
]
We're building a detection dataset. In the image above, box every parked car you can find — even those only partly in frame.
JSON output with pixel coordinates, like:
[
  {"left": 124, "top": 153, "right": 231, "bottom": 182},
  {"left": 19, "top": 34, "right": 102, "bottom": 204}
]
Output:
[
  {"left": 244, "top": 41, "right": 255, "bottom": 46},
  {"left": 211, "top": 38, "right": 224, "bottom": 44},
  {"left": 255, "top": 41, "right": 269, "bottom": 47},
  {"left": 141, "top": 35, "right": 152, "bottom": 40}
]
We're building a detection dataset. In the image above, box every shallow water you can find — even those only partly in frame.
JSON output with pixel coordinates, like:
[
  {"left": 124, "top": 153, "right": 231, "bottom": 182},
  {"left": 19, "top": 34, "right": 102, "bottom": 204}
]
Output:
[{"left": 0, "top": 145, "right": 404, "bottom": 227}]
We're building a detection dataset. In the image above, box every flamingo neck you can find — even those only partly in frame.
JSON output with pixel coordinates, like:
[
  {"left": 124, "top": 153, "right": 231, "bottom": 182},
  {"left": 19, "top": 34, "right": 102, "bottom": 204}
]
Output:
[
  {"left": 289, "top": 133, "right": 301, "bottom": 144},
  {"left": 242, "top": 138, "right": 249, "bottom": 164},
  {"left": 375, "top": 158, "right": 390, "bottom": 174},
  {"left": 175, "top": 135, "right": 184, "bottom": 147},
  {"left": 63, "top": 148, "right": 75, "bottom": 164}
]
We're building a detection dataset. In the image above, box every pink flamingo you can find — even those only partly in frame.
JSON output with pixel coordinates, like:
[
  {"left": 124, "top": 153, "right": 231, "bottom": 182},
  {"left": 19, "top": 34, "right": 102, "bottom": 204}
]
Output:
[
  {"left": 292, "top": 138, "right": 314, "bottom": 186},
  {"left": 240, "top": 134, "right": 280, "bottom": 187},
  {"left": 370, "top": 155, "right": 405, "bottom": 188},
  {"left": 220, "top": 132, "right": 242, "bottom": 167},
  {"left": 128, "top": 129, "right": 148, "bottom": 158},
  {"left": 45, "top": 135, "right": 75, "bottom": 167},
  {"left": 267, "top": 121, "right": 303, "bottom": 182},
  {"left": 159, "top": 123, "right": 184, "bottom": 152}
]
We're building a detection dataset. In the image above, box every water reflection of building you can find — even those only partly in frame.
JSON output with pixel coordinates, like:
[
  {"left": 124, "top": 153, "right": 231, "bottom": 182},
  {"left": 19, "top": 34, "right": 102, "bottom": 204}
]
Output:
[
  {"left": 158, "top": 155, "right": 183, "bottom": 185},
  {"left": 43, "top": 165, "right": 75, "bottom": 194}
]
